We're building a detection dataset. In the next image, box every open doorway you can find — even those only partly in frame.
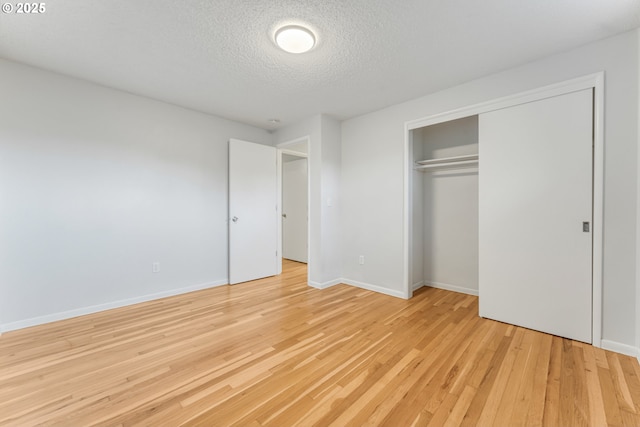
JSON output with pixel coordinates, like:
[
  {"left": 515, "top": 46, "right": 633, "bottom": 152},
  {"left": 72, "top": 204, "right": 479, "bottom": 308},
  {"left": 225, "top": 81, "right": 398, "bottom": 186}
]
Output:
[
  {"left": 282, "top": 154, "right": 307, "bottom": 263},
  {"left": 277, "top": 138, "right": 309, "bottom": 277}
]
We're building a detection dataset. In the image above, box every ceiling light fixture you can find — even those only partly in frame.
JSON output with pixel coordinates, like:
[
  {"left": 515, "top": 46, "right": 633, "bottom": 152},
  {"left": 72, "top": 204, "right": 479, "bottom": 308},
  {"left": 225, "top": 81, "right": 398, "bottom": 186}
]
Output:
[{"left": 275, "top": 25, "right": 316, "bottom": 54}]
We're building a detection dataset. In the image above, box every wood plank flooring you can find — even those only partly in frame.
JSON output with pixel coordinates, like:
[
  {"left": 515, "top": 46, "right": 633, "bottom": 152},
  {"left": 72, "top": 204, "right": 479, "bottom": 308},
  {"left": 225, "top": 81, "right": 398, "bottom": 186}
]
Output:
[{"left": 1, "top": 259, "right": 640, "bottom": 426}]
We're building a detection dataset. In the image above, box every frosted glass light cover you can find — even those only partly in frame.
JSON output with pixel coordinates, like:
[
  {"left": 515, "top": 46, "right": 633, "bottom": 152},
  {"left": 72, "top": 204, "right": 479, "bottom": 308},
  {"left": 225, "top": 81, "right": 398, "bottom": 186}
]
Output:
[{"left": 275, "top": 26, "right": 315, "bottom": 53}]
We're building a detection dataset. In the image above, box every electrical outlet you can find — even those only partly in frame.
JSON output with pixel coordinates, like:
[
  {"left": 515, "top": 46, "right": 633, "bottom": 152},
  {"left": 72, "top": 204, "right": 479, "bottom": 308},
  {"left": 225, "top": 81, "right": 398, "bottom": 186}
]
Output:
[
  {"left": 152, "top": 262, "right": 160, "bottom": 273},
  {"left": 359, "top": 255, "right": 365, "bottom": 265}
]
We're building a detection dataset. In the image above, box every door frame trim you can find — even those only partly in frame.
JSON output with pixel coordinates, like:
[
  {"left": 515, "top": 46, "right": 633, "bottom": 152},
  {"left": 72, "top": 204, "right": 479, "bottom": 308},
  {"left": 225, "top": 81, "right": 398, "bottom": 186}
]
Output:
[
  {"left": 276, "top": 137, "right": 311, "bottom": 275},
  {"left": 403, "top": 72, "right": 604, "bottom": 347}
]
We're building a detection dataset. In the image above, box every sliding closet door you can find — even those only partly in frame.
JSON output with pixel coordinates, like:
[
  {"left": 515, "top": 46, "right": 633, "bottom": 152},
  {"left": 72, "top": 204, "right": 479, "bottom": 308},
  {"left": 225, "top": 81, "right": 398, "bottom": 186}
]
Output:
[{"left": 479, "top": 89, "right": 593, "bottom": 343}]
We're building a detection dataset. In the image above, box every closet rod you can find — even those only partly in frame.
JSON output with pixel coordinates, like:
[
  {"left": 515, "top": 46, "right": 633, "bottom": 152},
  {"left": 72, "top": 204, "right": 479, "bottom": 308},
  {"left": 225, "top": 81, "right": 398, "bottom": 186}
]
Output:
[
  {"left": 415, "top": 159, "right": 478, "bottom": 171},
  {"left": 415, "top": 153, "right": 479, "bottom": 166}
]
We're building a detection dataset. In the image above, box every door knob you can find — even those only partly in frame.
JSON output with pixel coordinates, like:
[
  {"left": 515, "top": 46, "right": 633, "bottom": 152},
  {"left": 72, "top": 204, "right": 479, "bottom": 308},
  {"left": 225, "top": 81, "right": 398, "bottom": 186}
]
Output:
[
  {"left": 232, "top": 216, "right": 238, "bottom": 223},
  {"left": 282, "top": 213, "right": 287, "bottom": 218}
]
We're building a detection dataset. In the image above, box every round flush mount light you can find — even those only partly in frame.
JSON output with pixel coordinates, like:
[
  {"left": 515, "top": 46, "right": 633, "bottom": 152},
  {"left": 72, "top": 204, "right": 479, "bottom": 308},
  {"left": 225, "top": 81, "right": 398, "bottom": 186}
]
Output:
[{"left": 275, "top": 25, "right": 316, "bottom": 54}]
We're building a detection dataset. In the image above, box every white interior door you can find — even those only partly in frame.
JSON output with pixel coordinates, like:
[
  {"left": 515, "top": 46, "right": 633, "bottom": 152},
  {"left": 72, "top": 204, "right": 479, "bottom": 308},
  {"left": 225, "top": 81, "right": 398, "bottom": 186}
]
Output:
[
  {"left": 229, "top": 139, "right": 278, "bottom": 285},
  {"left": 282, "top": 158, "right": 308, "bottom": 263},
  {"left": 479, "top": 89, "right": 593, "bottom": 343}
]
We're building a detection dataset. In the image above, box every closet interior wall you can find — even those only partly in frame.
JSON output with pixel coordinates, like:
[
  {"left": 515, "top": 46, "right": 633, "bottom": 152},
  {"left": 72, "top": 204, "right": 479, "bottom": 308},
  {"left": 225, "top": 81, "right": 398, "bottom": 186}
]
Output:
[{"left": 412, "top": 115, "right": 479, "bottom": 296}]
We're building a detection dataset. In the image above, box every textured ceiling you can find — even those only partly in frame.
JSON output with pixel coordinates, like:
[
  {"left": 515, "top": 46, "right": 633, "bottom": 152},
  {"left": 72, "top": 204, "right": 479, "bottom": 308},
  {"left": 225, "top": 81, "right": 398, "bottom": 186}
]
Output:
[{"left": 1, "top": 0, "right": 639, "bottom": 129}]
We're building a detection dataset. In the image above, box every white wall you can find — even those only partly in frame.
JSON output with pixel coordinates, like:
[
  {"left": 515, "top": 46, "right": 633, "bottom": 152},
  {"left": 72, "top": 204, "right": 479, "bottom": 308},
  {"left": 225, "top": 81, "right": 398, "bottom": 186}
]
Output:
[
  {"left": 418, "top": 117, "right": 479, "bottom": 294},
  {"left": 341, "top": 30, "right": 639, "bottom": 347},
  {"left": 319, "top": 115, "right": 342, "bottom": 283},
  {"left": 0, "top": 59, "right": 273, "bottom": 330},
  {"left": 273, "top": 114, "right": 342, "bottom": 287}
]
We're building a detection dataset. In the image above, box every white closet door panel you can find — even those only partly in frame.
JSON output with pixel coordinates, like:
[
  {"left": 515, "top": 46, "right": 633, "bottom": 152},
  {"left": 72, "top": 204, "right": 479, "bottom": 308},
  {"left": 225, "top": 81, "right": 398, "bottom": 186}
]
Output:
[
  {"left": 479, "top": 89, "right": 593, "bottom": 343},
  {"left": 229, "top": 139, "right": 278, "bottom": 285}
]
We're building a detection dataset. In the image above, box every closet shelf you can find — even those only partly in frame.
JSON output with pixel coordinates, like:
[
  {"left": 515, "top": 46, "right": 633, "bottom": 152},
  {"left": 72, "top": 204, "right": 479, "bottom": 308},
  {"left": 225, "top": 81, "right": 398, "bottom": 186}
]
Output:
[{"left": 415, "top": 154, "right": 479, "bottom": 171}]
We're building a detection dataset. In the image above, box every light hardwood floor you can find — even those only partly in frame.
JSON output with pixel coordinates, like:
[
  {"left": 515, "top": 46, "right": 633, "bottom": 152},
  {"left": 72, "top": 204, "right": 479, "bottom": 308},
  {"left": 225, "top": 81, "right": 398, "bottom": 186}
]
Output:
[{"left": 2, "top": 260, "right": 640, "bottom": 426}]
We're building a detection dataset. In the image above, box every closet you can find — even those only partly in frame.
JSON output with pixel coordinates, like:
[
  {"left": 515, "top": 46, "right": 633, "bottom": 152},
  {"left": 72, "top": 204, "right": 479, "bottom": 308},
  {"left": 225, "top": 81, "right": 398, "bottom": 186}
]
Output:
[
  {"left": 412, "top": 116, "right": 480, "bottom": 297},
  {"left": 409, "top": 87, "right": 595, "bottom": 344}
]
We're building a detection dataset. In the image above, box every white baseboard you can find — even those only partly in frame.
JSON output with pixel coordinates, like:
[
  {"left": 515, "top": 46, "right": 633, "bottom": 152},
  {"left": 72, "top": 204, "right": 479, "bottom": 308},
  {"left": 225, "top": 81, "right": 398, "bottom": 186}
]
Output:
[
  {"left": 341, "top": 278, "right": 408, "bottom": 299},
  {"left": 600, "top": 339, "right": 639, "bottom": 358},
  {"left": 308, "top": 279, "right": 342, "bottom": 289},
  {"left": 424, "top": 280, "right": 479, "bottom": 296},
  {"left": 1, "top": 279, "right": 228, "bottom": 333},
  {"left": 412, "top": 281, "right": 424, "bottom": 291}
]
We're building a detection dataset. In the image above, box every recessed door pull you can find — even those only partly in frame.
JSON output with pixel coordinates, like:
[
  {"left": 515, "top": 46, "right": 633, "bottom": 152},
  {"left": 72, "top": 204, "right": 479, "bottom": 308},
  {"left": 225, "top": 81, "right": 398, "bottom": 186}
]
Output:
[{"left": 583, "top": 221, "right": 590, "bottom": 232}]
